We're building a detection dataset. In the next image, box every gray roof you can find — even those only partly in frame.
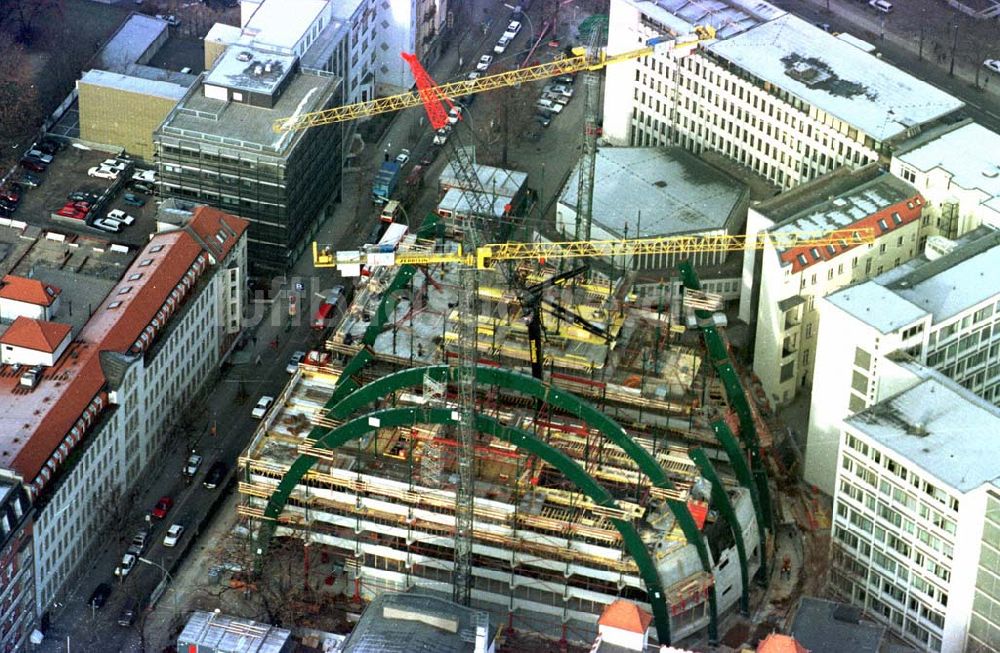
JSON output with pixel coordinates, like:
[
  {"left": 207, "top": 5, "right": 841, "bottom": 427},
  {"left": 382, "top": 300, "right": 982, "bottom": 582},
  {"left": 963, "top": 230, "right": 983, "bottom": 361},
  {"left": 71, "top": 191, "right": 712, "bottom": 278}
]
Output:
[
  {"left": 204, "top": 47, "right": 297, "bottom": 96},
  {"left": 440, "top": 161, "right": 527, "bottom": 199},
  {"left": 707, "top": 14, "right": 964, "bottom": 141},
  {"left": 437, "top": 188, "right": 511, "bottom": 218},
  {"left": 560, "top": 147, "right": 746, "bottom": 238},
  {"left": 846, "top": 373, "right": 1000, "bottom": 493},
  {"left": 827, "top": 228, "right": 1000, "bottom": 332},
  {"left": 242, "top": 0, "right": 328, "bottom": 50},
  {"left": 177, "top": 611, "right": 292, "bottom": 653},
  {"left": 158, "top": 68, "right": 340, "bottom": 155},
  {"left": 80, "top": 68, "right": 191, "bottom": 101},
  {"left": 791, "top": 597, "right": 884, "bottom": 653},
  {"left": 342, "top": 591, "right": 492, "bottom": 653},
  {"left": 94, "top": 13, "right": 168, "bottom": 73},
  {"left": 895, "top": 122, "right": 1000, "bottom": 216},
  {"left": 628, "top": 0, "right": 784, "bottom": 39}
]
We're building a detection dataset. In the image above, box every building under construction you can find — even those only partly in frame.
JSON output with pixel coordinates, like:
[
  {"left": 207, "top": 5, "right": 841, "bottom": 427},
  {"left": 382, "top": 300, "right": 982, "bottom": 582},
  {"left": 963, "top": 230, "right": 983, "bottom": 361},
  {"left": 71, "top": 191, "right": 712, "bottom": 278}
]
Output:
[{"left": 238, "top": 218, "right": 770, "bottom": 646}]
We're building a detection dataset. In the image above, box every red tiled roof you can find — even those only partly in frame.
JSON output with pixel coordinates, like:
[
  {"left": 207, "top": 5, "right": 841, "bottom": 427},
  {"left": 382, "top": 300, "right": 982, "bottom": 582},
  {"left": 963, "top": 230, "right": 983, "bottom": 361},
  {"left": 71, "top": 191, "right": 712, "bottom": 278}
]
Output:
[
  {"left": 758, "top": 633, "right": 809, "bottom": 653},
  {"left": 0, "top": 317, "right": 71, "bottom": 353},
  {"left": 0, "top": 275, "right": 61, "bottom": 306},
  {"left": 598, "top": 599, "right": 653, "bottom": 634},
  {"left": 7, "top": 228, "right": 210, "bottom": 484},
  {"left": 186, "top": 205, "right": 249, "bottom": 261},
  {"left": 780, "top": 193, "right": 925, "bottom": 274}
]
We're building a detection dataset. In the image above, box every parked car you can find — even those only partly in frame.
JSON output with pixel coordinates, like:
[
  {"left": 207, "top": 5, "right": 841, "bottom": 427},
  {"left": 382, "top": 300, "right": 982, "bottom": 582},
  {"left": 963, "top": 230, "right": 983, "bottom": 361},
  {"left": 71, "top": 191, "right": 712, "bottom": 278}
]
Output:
[
  {"left": 494, "top": 36, "right": 511, "bottom": 54},
  {"left": 433, "top": 126, "right": 451, "bottom": 145},
  {"left": 251, "top": 395, "right": 275, "bottom": 419},
  {"left": 88, "top": 167, "right": 118, "bottom": 180},
  {"left": 87, "top": 583, "right": 112, "bottom": 609},
  {"left": 203, "top": 461, "right": 228, "bottom": 489},
  {"left": 35, "top": 140, "right": 62, "bottom": 155},
  {"left": 117, "top": 599, "right": 137, "bottom": 627},
  {"left": 114, "top": 553, "right": 137, "bottom": 577},
  {"left": 132, "top": 169, "right": 156, "bottom": 183},
  {"left": 556, "top": 74, "right": 575, "bottom": 85},
  {"left": 19, "top": 173, "right": 41, "bottom": 187},
  {"left": 395, "top": 148, "right": 411, "bottom": 165},
  {"left": 156, "top": 14, "right": 181, "bottom": 26},
  {"left": 984, "top": 59, "right": 1000, "bottom": 74},
  {"left": 163, "top": 524, "right": 185, "bottom": 547},
  {"left": 68, "top": 191, "right": 98, "bottom": 202},
  {"left": 286, "top": 350, "right": 306, "bottom": 374},
  {"left": 55, "top": 207, "right": 87, "bottom": 221},
  {"left": 466, "top": 71, "right": 481, "bottom": 81},
  {"left": 122, "top": 192, "right": 146, "bottom": 207},
  {"left": 476, "top": 55, "right": 493, "bottom": 71},
  {"left": 0, "top": 199, "right": 17, "bottom": 213},
  {"left": 25, "top": 150, "right": 54, "bottom": 165},
  {"left": 184, "top": 452, "right": 203, "bottom": 477},
  {"left": 93, "top": 217, "right": 122, "bottom": 233},
  {"left": 0, "top": 187, "right": 19, "bottom": 203},
  {"left": 106, "top": 209, "right": 136, "bottom": 225},
  {"left": 548, "top": 84, "right": 573, "bottom": 98},
  {"left": 503, "top": 21, "right": 522, "bottom": 40},
  {"left": 447, "top": 106, "right": 463, "bottom": 125},
  {"left": 129, "top": 181, "right": 154, "bottom": 195},
  {"left": 535, "top": 113, "right": 552, "bottom": 127},
  {"left": 126, "top": 530, "right": 148, "bottom": 556},
  {"left": 72, "top": 201, "right": 92, "bottom": 212},
  {"left": 151, "top": 496, "right": 174, "bottom": 519},
  {"left": 21, "top": 159, "right": 46, "bottom": 173}
]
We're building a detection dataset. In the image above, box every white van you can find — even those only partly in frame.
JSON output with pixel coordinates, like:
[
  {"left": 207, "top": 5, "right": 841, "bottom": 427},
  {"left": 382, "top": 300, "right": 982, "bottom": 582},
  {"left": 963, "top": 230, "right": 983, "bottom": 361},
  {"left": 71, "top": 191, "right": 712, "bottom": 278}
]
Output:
[{"left": 869, "top": 0, "right": 892, "bottom": 13}]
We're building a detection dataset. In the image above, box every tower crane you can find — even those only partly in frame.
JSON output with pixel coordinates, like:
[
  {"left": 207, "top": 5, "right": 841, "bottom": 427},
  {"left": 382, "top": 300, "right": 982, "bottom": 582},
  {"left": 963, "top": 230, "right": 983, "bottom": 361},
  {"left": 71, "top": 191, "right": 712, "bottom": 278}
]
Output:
[{"left": 273, "top": 25, "right": 868, "bottom": 616}]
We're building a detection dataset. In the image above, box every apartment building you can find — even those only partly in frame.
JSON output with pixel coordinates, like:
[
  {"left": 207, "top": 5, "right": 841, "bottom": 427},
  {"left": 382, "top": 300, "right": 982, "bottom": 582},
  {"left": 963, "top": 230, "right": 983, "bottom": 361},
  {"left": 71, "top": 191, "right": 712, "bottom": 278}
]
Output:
[
  {"left": 741, "top": 170, "right": 925, "bottom": 407},
  {"left": 890, "top": 120, "right": 1000, "bottom": 240},
  {"left": 602, "top": 1, "right": 964, "bottom": 189},
  {"left": 0, "top": 208, "right": 248, "bottom": 620},
  {"left": 830, "top": 371, "right": 1000, "bottom": 653},
  {"left": 807, "top": 227, "right": 1000, "bottom": 493},
  {"left": 155, "top": 46, "right": 342, "bottom": 272},
  {"left": 0, "top": 482, "right": 32, "bottom": 653}
]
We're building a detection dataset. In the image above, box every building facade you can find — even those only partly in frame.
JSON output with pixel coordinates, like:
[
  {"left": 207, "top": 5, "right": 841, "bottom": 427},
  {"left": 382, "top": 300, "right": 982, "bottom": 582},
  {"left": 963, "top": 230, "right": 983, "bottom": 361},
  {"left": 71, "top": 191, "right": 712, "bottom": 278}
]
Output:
[
  {"left": 890, "top": 121, "right": 1000, "bottom": 240},
  {"left": 0, "top": 482, "right": 32, "bottom": 653},
  {"left": 0, "top": 208, "right": 248, "bottom": 621},
  {"left": 830, "top": 373, "right": 999, "bottom": 653},
  {"left": 155, "top": 48, "right": 342, "bottom": 272},
  {"left": 742, "top": 171, "right": 925, "bottom": 407},
  {"left": 966, "top": 488, "right": 1000, "bottom": 652},
  {"left": 602, "top": 2, "right": 963, "bottom": 190},
  {"left": 807, "top": 228, "right": 1000, "bottom": 493}
]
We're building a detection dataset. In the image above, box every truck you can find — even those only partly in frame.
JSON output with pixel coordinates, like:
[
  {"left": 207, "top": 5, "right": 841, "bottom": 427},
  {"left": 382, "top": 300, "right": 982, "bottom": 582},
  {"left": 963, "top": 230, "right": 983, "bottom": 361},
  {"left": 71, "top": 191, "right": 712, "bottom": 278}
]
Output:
[{"left": 372, "top": 161, "right": 402, "bottom": 205}]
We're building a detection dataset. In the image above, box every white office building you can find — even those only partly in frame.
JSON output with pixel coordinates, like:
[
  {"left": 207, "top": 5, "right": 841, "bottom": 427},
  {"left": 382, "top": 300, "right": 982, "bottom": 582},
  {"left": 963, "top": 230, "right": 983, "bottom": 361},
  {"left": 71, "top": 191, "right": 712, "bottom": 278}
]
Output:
[
  {"left": 0, "top": 208, "right": 250, "bottom": 617},
  {"left": 742, "top": 170, "right": 926, "bottom": 408},
  {"left": 602, "top": 1, "right": 964, "bottom": 189},
  {"left": 890, "top": 120, "right": 1000, "bottom": 240},
  {"left": 830, "top": 370, "right": 1000, "bottom": 653},
  {"left": 807, "top": 227, "right": 1000, "bottom": 494}
]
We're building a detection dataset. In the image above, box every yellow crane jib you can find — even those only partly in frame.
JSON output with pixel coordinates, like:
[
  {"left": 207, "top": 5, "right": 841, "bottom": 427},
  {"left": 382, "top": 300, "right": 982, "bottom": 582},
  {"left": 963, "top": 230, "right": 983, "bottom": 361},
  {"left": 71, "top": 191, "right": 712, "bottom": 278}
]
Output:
[{"left": 313, "top": 228, "right": 876, "bottom": 271}]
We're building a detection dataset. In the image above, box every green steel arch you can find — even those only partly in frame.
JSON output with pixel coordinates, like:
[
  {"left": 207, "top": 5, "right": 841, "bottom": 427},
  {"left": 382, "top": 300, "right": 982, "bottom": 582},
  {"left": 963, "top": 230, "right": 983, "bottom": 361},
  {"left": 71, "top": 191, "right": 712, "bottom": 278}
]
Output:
[
  {"left": 322, "top": 364, "right": 718, "bottom": 639},
  {"left": 259, "top": 406, "right": 675, "bottom": 643}
]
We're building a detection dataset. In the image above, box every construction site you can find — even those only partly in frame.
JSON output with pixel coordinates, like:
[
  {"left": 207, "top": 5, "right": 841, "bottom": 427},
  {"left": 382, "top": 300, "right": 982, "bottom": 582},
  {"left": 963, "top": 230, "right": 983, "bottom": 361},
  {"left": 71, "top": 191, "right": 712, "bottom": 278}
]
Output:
[{"left": 234, "top": 25, "right": 849, "bottom": 652}]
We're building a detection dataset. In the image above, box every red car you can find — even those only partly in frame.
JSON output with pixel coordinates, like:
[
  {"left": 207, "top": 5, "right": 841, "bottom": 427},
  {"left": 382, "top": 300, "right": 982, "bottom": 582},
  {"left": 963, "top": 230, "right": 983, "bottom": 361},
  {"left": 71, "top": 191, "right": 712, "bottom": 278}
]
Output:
[
  {"left": 20, "top": 159, "right": 46, "bottom": 173},
  {"left": 55, "top": 207, "right": 87, "bottom": 220},
  {"left": 0, "top": 187, "right": 20, "bottom": 203},
  {"left": 151, "top": 496, "right": 174, "bottom": 519}
]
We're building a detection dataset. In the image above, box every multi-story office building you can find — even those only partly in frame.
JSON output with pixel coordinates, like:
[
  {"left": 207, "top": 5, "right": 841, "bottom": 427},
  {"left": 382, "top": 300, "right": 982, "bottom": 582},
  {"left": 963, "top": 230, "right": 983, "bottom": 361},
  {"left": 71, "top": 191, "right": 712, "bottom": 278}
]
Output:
[
  {"left": 0, "top": 481, "right": 32, "bottom": 653},
  {"left": 807, "top": 227, "right": 1000, "bottom": 493},
  {"left": 890, "top": 120, "right": 1000, "bottom": 239},
  {"left": 830, "top": 370, "right": 1000, "bottom": 653},
  {"left": 602, "top": 1, "right": 963, "bottom": 189},
  {"left": 967, "top": 488, "right": 1000, "bottom": 652},
  {"left": 741, "top": 169, "right": 926, "bottom": 407},
  {"left": 0, "top": 207, "right": 248, "bottom": 620},
  {"left": 155, "top": 46, "right": 342, "bottom": 272}
]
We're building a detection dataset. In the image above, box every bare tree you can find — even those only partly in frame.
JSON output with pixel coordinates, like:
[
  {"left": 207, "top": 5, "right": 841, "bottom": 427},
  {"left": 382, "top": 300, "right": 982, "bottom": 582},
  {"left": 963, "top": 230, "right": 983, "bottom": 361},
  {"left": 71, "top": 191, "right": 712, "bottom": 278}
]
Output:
[
  {"left": 98, "top": 484, "right": 141, "bottom": 546},
  {"left": 0, "top": 32, "right": 42, "bottom": 170},
  {"left": 0, "top": 0, "right": 63, "bottom": 44}
]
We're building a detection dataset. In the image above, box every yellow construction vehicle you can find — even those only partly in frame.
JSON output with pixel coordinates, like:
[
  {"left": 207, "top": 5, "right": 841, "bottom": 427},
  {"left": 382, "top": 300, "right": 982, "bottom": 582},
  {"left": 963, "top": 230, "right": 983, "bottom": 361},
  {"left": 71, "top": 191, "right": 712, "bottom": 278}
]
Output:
[{"left": 314, "top": 227, "right": 875, "bottom": 272}]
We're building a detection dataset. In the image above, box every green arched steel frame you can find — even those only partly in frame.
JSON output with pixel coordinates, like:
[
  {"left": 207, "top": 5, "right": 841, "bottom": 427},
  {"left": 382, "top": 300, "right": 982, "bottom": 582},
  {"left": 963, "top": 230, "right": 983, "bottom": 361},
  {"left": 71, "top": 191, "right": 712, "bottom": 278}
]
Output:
[
  {"left": 711, "top": 420, "right": 767, "bottom": 580},
  {"left": 677, "top": 262, "right": 773, "bottom": 535},
  {"left": 259, "top": 406, "right": 675, "bottom": 644},
  {"left": 322, "top": 364, "right": 718, "bottom": 639},
  {"left": 688, "top": 447, "right": 749, "bottom": 618}
]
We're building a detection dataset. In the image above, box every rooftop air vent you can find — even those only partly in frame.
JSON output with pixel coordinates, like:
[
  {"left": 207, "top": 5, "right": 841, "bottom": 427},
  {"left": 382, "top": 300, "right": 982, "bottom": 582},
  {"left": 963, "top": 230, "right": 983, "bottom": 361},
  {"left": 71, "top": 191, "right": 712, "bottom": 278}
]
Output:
[
  {"left": 906, "top": 421, "right": 928, "bottom": 437},
  {"left": 237, "top": 51, "right": 253, "bottom": 62},
  {"left": 253, "top": 63, "right": 264, "bottom": 76}
]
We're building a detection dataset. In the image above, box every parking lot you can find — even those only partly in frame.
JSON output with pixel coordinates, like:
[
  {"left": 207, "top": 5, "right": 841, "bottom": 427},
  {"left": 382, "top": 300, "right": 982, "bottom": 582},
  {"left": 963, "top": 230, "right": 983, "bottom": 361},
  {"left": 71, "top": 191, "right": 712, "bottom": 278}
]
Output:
[{"left": 5, "top": 146, "right": 160, "bottom": 248}]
